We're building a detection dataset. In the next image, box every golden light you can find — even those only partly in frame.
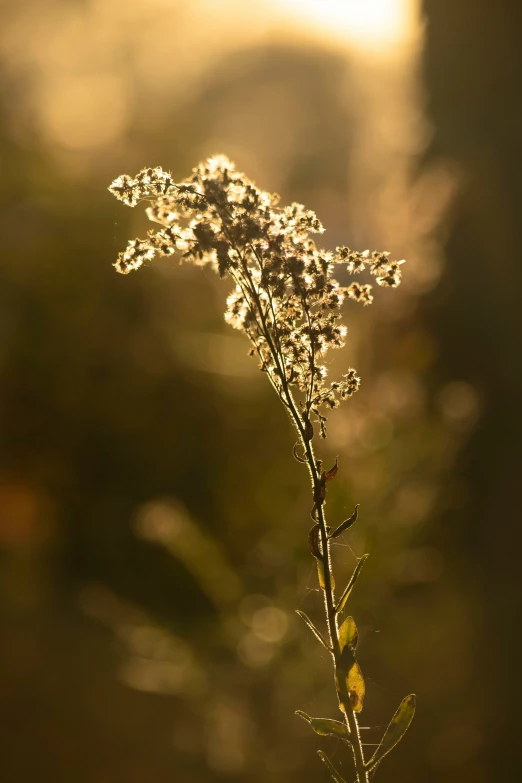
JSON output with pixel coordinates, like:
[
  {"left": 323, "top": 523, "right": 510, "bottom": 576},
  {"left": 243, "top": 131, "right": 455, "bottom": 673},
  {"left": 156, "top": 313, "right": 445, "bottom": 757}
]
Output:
[{"left": 274, "top": 0, "right": 418, "bottom": 50}]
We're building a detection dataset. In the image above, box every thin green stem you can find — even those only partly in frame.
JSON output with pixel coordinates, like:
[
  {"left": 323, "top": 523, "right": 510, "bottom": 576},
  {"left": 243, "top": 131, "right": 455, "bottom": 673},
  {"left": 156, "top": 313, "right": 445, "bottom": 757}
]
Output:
[{"left": 295, "top": 425, "right": 369, "bottom": 783}]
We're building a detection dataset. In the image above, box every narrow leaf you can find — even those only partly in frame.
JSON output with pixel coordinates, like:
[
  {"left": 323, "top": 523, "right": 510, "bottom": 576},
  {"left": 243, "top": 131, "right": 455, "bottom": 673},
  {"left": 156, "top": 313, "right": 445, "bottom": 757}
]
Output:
[
  {"left": 338, "top": 616, "right": 358, "bottom": 652},
  {"left": 366, "top": 694, "right": 416, "bottom": 772},
  {"left": 325, "top": 457, "right": 339, "bottom": 482},
  {"left": 317, "top": 751, "right": 347, "bottom": 783},
  {"left": 295, "top": 711, "right": 350, "bottom": 740},
  {"left": 295, "top": 610, "right": 331, "bottom": 651},
  {"left": 335, "top": 554, "right": 369, "bottom": 614},
  {"left": 329, "top": 505, "right": 359, "bottom": 539}
]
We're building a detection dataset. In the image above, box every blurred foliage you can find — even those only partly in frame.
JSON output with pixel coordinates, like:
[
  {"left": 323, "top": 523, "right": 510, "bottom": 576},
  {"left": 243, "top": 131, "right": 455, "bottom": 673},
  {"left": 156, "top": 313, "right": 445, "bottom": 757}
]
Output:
[{"left": 0, "top": 1, "right": 520, "bottom": 782}]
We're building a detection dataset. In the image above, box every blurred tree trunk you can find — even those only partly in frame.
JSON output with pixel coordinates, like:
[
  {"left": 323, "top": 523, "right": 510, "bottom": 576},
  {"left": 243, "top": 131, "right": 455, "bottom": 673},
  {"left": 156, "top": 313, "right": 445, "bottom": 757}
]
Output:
[{"left": 423, "top": 0, "right": 522, "bottom": 778}]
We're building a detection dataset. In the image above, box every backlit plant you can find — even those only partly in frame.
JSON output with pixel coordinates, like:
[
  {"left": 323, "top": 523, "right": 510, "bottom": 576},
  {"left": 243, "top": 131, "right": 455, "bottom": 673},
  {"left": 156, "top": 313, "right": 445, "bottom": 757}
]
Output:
[{"left": 109, "top": 155, "right": 415, "bottom": 783}]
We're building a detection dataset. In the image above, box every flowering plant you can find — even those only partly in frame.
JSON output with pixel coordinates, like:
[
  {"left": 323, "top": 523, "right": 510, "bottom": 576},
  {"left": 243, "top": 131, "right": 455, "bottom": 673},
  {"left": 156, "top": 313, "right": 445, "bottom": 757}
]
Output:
[{"left": 109, "top": 155, "right": 415, "bottom": 783}]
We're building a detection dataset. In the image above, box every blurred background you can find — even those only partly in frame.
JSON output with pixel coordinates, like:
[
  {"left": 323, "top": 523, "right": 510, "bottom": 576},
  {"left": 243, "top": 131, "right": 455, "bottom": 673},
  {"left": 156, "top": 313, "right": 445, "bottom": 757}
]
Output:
[{"left": 1, "top": 1, "right": 521, "bottom": 781}]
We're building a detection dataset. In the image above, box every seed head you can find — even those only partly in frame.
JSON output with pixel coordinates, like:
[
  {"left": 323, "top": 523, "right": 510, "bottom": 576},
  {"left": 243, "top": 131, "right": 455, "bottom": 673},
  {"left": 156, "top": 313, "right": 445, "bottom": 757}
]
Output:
[{"left": 109, "top": 156, "right": 405, "bottom": 434}]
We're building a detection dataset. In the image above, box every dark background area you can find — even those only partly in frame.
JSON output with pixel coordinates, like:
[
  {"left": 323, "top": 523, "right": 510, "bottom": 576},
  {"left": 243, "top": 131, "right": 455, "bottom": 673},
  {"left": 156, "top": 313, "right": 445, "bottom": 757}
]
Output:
[
  {"left": 0, "top": 1, "right": 521, "bottom": 782},
  {"left": 424, "top": 0, "right": 522, "bottom": 779}
]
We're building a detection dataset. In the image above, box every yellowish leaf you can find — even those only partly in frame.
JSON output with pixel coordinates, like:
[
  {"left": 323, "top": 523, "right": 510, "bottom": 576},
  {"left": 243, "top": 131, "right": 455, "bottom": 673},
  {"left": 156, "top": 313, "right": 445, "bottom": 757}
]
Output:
[
  {"left": 338, "top": 616, "right": 358, "bottom": 652},
  {"left": 366, "top": 694, "right": 416, "bottom": 771}
]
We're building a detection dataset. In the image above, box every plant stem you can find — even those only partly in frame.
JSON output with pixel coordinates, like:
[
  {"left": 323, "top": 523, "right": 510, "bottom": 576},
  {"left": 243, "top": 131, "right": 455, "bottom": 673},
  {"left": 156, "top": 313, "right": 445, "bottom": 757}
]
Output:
[
  {"left": 220, "top": 213, "right": 368, "bottom": 781},
  {"left": 298, "top": 430, "right": 369, "bottom": 783}
]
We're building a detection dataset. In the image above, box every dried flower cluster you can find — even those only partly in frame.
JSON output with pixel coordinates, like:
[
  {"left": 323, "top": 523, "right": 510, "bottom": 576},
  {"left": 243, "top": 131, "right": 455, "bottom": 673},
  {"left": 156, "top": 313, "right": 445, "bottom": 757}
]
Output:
[
  {"left": 109, "top": 156, "right": 404, "bottom": 437},
  {"left": 109, "top": 157, "right": 414, "bottom": 783}
]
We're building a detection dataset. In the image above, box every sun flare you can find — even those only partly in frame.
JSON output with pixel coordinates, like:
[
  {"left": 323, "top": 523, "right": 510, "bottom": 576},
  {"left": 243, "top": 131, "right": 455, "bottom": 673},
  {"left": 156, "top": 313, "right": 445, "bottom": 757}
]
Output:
[{"left": 274, "top": 0, "right": 418, "bottom": 50}]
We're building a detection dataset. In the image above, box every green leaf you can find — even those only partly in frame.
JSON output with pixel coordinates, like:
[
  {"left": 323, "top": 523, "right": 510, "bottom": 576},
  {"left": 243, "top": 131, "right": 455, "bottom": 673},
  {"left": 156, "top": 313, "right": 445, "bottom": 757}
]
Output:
[
  {"left": 317, "top": 751, "right": 347, "bottom": 783},
  {"left": 338, "top": 616, "right": 358, "bottom": 652},
  {"left": 295, "top": 711, "right": 350, "bottom": 740},
  {"left": 295, "top": 610, "right": 332, "bottom": 652},
  {"left": 366, "top": 694, "right": 416, "bottom": 772},
  {"left": 335, "top": 554, "right": 369, "bottom": 614}
]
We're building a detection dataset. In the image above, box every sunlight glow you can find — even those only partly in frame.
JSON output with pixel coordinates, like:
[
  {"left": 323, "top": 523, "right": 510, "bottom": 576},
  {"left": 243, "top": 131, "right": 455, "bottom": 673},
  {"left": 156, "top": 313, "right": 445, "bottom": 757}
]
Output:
[{"left": 275, "top": 0, "right": 418, "bottom": 50}]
